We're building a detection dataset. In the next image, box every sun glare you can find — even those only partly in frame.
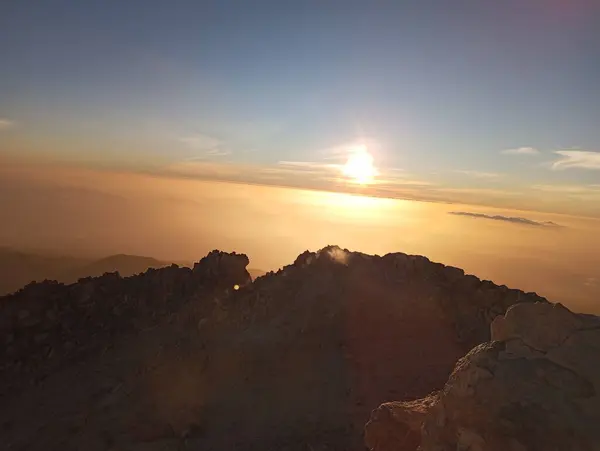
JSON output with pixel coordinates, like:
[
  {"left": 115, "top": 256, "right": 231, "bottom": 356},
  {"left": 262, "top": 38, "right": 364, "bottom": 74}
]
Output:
[{"left": 342, "top": 145, "right": 378, "bottom": 184}]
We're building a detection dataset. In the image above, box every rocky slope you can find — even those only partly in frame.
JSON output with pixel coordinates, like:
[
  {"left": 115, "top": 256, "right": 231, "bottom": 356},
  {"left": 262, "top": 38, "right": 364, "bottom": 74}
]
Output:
[
  {"left": 0, "top": 246, "right": 547, "bottom": 450},
  {"left": 365, "top": 302, "right": 600, "bottom": 451}
]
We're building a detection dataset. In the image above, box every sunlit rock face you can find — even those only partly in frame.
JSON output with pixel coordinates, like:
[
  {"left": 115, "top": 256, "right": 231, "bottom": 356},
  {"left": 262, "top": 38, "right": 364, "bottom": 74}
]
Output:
[
  {"left": 366, "top": 302, "right": 600, "bottom": 451},
  {"left": 0, "top": 246, "right": 546, "bottom": 451}
]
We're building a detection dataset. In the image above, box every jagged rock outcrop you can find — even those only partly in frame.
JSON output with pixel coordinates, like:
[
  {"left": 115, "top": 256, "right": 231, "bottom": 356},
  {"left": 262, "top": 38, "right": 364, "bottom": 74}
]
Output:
[
  {"left": 0, "top": 250, "right": 250, "bottom": 398},
  {"left": 365, "top": 302, "right": 600, "bottom": 451},
  {"left": 0, "top": 246, "right": 547, "bottom": 451}
]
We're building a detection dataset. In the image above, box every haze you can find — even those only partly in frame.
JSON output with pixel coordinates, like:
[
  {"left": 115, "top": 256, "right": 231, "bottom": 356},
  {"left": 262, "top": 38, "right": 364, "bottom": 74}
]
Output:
[{"left": 0, "top": 159, "right": 598, "bottom": 314}]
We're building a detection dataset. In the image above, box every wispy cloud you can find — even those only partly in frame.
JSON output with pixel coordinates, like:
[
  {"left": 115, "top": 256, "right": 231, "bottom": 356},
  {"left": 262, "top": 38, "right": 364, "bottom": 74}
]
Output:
[
  {"left": 163, "top": 158, "right": 344, "bottom": 185},
  {"left": 315, "top": 140, "right": 386, "bottom": 166},
  {"left": 530, "top": 184, "right": 600, "bottom": 205},
  {"left": 0, "top": 119, "right": 16, "bottom": 130},
  {"left": 259, "top": 166, "right": 321, "bottom": 178},
  {"left": 203, "top": 149, "right": 231, "bottom": 156},
  {"left": 454, "top": 170, "right": 503, "bottom": 179},
  {"left": 551, "top": 150, "right": 600, "bottom": 170},
  {"left": 374, "top": 178, "right": 436, "bottom": 187},
  {"left": 501, "top": 146, "right": 540, "bottom": 155},
  {"left": 178, "top": 133, "right": 231, "bottom": 156},
  {"left": 277, "top": 161, "right": 341, "bottom": 171},
  {"left": 163, "top": 159, "right": 244, "bottom": 178},
  {"left": 449, "top": 211, "right": 560, "bottom": 227},
  {"left": 274, "top": 160, "right": 436, "bottom": 190},
  {"left": 532, "top": 184, "right": 600, "bottom": 194}
]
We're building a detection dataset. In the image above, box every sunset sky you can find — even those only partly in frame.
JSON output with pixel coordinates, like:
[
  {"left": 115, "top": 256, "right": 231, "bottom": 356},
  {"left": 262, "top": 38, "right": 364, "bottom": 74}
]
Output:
[{"left": 1, "top": 0, "right": 600, "bottom": 216}]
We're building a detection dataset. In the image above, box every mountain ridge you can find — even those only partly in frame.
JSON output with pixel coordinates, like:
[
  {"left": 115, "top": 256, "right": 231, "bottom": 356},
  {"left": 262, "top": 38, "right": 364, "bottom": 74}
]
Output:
[{"left": 0, "top": 246, "right": 548, "bottom": 450}]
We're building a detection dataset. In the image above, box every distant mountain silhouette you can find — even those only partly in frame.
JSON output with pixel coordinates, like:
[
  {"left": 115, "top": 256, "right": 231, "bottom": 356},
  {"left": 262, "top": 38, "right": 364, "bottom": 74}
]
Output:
[
  {"left": 62, "top": 254, "right": 171, "bottom": 282},
  {"left": 0, "top": 248, "right": 186, "bottom": 295},
  {"left": 248, "top": 267, "right": 267, "bottom": 280},
  {"left": 0, "top": 248, "right": 86, "bottom": 295}
]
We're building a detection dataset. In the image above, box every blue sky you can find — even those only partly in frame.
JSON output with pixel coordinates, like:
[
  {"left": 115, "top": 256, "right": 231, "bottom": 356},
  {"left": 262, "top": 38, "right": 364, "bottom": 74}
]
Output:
[{"left": 1, "top": 0, "right": 600, "bottom": 214}]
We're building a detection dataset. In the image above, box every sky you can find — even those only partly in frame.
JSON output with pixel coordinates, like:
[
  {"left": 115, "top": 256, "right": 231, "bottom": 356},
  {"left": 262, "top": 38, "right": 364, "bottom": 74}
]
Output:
[{"left": 1, "top": 0, "right": 600, "bottom": 216}]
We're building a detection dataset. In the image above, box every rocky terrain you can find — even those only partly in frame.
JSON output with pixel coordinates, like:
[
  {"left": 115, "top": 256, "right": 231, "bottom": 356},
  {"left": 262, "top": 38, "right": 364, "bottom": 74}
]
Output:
[
  {"left": 365, "top": 302, "right": 600, "bottom": 451},
  {"left": 0, "top": 246, "right": 550, "bottom": 450}
]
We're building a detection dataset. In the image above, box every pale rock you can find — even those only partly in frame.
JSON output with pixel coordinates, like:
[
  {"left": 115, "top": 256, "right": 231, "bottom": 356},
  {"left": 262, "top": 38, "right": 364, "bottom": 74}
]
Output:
[{"left": 366, "top": 302, "right": 600, "bottom": 451}]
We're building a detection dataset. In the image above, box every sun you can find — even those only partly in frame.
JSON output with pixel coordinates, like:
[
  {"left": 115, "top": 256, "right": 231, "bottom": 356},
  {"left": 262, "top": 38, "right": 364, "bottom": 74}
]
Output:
[{"left": 342, "top": 145, "right": 378, "bottom": 184}]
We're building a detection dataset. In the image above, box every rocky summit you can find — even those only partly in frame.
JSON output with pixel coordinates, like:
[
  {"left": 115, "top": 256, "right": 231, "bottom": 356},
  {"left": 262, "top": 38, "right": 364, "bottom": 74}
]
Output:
[{"left": 0, "top": 246, "right": 549, "bottom": 450}]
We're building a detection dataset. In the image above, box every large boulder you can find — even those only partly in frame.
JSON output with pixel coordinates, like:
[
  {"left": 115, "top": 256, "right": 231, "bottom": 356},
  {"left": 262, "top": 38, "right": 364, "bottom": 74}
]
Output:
[{"left": 365, "top": 302, "right": 600, "bottom": 451}]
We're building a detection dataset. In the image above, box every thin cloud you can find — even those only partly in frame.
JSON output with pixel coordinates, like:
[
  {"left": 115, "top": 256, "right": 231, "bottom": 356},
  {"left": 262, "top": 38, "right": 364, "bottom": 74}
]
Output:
[
  {"left": 260, "top": 165, "right": 323, "bottom": 176},
  {"left": 502, "top": 146, "right": 540, "bottom": 155},
  {"left": 277, "top": 161, "right": 342, "bottom": 174},
  {"left": 532, "top": 184, "right": 600, "bottom": 194},
  {"left": 441, "top": 188, "right": 520, "bottom": 197},
  {"left": 0, "top": 119, "right": 16, "bottom": 130},
  {"left": 551, "top": 150, "right": 600, "bottom": 170},
  {"left": 178, "top": 133, "right": 231, "bottom": 157},
  {"left": 374, "top": 177, "right": 436, "bottom": 187},
  {"left": 204, "top": 149, "right": 232, "bottom": 156},
  {"left": 164, "top": 159, "right": 244, "bottom": 178},
  {"left": 454, "top": 170, "right": 503, "bottom": 179},
  {"left": 449, "top": 211, "right": 560, "bottom": 227},
  {"left": 386, "top": 167, "right": 406, "bottom": 173},
  {"left": 277, "top": 161, "right": 340, "bottom": 169},
  {"left": 276, "top": 160, "right": 434, "bottom": 188},
  {"left": 318, "top": 139, "right": 381, "bottom": 162}
]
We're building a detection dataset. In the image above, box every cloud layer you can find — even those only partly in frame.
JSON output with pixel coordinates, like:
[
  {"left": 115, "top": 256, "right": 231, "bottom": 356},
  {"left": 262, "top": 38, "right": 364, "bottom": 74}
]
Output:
[
  {"left": 551, "top": 150, "right": 600, "bottom": 170},
  {"left": 449, "top": 211, "right": 560, "bottom": 227}
]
